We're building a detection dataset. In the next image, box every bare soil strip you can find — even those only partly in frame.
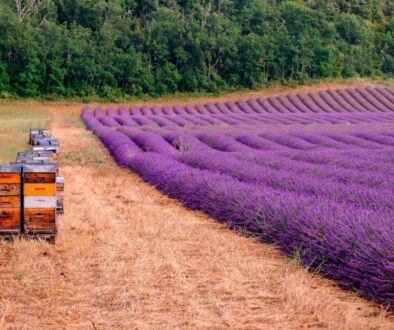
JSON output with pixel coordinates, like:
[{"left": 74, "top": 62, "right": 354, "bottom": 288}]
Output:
[{"left": 0, "top": 87, "right": 393, "bottom": 328}]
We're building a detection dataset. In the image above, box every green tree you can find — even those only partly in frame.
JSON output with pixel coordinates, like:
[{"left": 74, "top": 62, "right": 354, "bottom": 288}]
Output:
[{"left": 0, "top": 0, "right": 391, "bottom": 98}]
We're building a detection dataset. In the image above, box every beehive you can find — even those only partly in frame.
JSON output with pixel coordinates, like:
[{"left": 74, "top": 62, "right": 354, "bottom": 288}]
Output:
[
  {"left": 0, "top": 164, "right": 22, "bottom": 234},
  {"left": 29, "top": 129, "right": 40, "bottom": 144},
  {"left": 23, "top": 164, "right": 57, "bottom": 234},
  {"left": 29, "top": 129, "right": 52, "bottom": 144}
]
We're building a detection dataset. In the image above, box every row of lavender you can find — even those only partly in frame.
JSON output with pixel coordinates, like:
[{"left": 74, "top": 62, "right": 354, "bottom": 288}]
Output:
[
  {"left": 96, "top": 111, "right": 394, "bottom": 128},
  {"left": 99, "top": 123, "right": 394, "bottom": 153},
  {"left": 81, "top": 94, "right": 394, "bottom": 309},
  {"left": 94, "top": 86, "right": 394, "bottom": 118}
]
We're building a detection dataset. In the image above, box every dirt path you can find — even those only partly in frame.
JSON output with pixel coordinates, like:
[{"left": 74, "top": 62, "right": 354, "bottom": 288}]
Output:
[{"left": 0, "top": 97, "right": 393, "bottom": 328}]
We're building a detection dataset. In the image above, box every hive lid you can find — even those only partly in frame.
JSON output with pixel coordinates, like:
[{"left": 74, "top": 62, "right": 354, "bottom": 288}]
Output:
[
  {"left": 35, "top": 139, "right": 52, "bottom": 146},
  {"left": 17, "top": 156, "right": 53, "bottom": 162},
  {"left": 0, "top": 163, "right": 22, "bottom": 173},
  {"left": 30, "top": 128, "right": 49, "bottom": 133},
  {"left": 13, "top": 159, "right": 59, "bottom": 167},
  {"left": 16, "top": 157, "right": 35, "bottom": 163},
  {"left": 23, "top": 163, "right": 57, "bottom": 173},
  {"left": 18, "top": 151, "right": 54, "bottom": 157},
  {"left": 40, "top": 151, "right": 55, "bottom": 156},
  {"left": 35, "top": 138, "right": 58, "bottom": 146},
  {"left": 31, "top": 134, "right": 45, "bottom": 139},
  {"left": 20, "top": 151, "right": 54, "bottom": 157},
  {"left": 16, "top": 158, "right": 53, "bottom": 164},
  {"left": 32, "top": 145, "right": 59, "bottom": 152},
  {"left": 17, "top": 151, "right": 36, "bottom": 157}
]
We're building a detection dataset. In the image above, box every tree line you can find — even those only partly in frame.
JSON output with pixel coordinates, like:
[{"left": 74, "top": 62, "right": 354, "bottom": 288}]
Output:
[{"left": 0, "top": 0, "right": 393, "bottom": 98}]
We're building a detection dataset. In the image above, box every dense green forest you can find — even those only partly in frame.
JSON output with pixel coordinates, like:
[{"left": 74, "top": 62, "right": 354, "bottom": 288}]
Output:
[{"left": 0, "top": 0, "right": 393, "bottom": 98}]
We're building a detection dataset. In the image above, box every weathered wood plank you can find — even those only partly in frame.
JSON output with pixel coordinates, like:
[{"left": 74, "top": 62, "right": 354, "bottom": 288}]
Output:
[
  {"left": 0, "top": 173, "right": 21, "bottom": 184},
  {"left": 0, "top": 196, "right": 21, "bottom": 208},
  {"left": 0, "top": 184, "right": 21, "bottom": 196},
  {"left": 24, "top": 208, "right": 56, "bottom": 232},
  {"left": 25, "top": 173, "right": 56, "bottom": 183},
  {"left": 0, "top": 208, "right": 21, "bottom": 232}
]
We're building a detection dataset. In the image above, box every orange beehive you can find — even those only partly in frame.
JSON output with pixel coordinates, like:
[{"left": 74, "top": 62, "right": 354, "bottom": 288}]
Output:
[
  {"left": 0, "top": 164, "right": 22, "bottom": 234},
  {"left": 23, "top": 164, "right": 57, "bottom": 235}
]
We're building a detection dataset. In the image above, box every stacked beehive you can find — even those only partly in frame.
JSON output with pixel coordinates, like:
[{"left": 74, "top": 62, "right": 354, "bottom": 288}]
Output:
[
  {"left": 0, "top": 165, "right": 22, "bottom": 235},
  {"left": 0, "top": 129, "right": 63, "bottom": 242},
  {"left": 24, "top": 164, "right": 57, "bottom": 236}
]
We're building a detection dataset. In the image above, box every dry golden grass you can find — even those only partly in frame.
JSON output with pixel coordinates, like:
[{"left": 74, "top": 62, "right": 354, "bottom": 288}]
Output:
[
  {"left": 0, "top": 103, "right": 52, "bottom": 162},
  {"left": 0, "top": 83, "right": 393, "bottom": 329}
]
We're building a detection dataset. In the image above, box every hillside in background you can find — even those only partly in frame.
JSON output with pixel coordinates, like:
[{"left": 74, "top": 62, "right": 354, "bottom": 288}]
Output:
[{"left": 0, "top": 0, "right": 393, "bottom": 98}]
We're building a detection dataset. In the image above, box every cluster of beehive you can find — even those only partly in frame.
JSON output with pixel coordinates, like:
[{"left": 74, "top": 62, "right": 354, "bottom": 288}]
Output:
[{"left": 0, "top": 129, "right": 63, "bottom": 242}]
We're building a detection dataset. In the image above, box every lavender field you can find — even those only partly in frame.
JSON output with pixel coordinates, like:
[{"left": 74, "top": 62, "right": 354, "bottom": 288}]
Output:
[{"left": 82, "top": 86, "right": 394, "bottom": 309}]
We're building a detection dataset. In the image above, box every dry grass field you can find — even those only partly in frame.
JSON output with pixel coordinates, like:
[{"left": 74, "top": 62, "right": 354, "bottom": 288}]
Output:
[{"left": 0, "top": 81, "right": 393, "bottom": 329}]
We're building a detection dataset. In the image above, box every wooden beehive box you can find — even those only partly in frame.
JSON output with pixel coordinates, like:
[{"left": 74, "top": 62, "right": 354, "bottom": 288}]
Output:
[
  {"left": 30, "top": 136, "right": 54, "bottom": 146},
  {"left": 29, "top": 129, "right": 40, "bottom": 144},
  {"left": 34, "top": 138, "right": 53, "bottom": 146},
  {"left": 32, "top": 145, "right": 60, "bottom": 157},
  {"left": 23, "top": 164, "right": 57, "bottom": 235},
  {"left": 39, "top": 129, "right": 51, "bottom": 137},
  {"left": 17, "top": 151, "right": 55, "bottom": 162},
  {"left": 29, "top": 129, "right": 52, "bottom": 144},
  {"left": 0, "top": 164, "right": 22, "bottom": 234},
  {"left": 31, "top": 135, "right": 47, "bottom": 146},
  {"left": 15, "top": 157, "right": 35, "bottom": 164},
  {"left": 12, "top": 160, "right": 59, "bottom": 173}
]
